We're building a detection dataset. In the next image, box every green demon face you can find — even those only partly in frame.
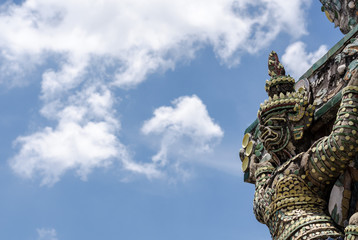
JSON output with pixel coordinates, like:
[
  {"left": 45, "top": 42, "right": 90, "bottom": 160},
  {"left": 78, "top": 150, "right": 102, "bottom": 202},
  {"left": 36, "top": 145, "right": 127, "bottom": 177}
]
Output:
[{"left": 260, "top": 113, "right": 290, "bottom": 155}]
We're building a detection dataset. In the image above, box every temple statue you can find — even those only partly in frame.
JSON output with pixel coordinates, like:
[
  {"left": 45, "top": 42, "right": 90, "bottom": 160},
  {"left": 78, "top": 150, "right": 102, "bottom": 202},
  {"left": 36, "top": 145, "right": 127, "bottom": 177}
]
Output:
[
  {"left": 240, "top": 51, "right": 358, "bottom": 240},
  {"left": 320, "top": 0, "right": 358, "bottom": 34}
]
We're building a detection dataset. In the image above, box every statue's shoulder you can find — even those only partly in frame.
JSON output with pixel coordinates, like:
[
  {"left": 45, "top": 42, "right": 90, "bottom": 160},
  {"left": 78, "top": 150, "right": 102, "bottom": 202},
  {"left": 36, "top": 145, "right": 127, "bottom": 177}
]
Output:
[{"left": 275, "top": 152, "right": 305, "bottom": 174}]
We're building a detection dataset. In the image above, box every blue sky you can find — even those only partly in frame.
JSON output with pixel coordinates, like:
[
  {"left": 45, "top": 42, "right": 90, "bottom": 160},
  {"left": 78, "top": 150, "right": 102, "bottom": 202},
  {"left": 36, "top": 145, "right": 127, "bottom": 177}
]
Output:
[{"left": 0, "top": 0, "right": 345, "bottom": 239}]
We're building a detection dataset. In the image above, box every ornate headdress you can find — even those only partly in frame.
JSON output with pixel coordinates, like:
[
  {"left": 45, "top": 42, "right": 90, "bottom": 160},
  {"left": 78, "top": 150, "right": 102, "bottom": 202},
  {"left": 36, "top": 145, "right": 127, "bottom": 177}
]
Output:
[{"left": 258, "top": 51, "right": 315, "bottom": 140}]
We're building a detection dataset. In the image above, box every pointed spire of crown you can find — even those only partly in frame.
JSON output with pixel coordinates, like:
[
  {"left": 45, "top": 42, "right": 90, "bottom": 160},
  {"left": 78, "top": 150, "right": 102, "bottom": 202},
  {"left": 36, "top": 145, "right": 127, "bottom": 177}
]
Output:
[
  {"left": 265, "top": 51, "right": 295, "bottom": 98},
  {"left": 268, "top": 51, "right": 285, "bottom": 77}
]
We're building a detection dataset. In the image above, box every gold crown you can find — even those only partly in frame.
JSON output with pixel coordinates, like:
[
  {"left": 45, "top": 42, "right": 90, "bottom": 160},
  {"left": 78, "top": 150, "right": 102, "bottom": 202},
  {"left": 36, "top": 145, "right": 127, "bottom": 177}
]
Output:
[
  {"left": 265, "top": 75, "right": 295, "bottom": 92},
  {"left": 258, "top": 91, "right": 312, "bottom": 118}
]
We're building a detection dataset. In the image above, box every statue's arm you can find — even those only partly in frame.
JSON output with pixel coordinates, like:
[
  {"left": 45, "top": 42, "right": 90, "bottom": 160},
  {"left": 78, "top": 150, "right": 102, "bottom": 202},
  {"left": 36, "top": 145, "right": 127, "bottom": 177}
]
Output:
[
  {"left": 305, "top": 72, "right": 358, "bottom": 191},
  {"left": 253, "top": 162, "right": 275, "bottom": 224}
]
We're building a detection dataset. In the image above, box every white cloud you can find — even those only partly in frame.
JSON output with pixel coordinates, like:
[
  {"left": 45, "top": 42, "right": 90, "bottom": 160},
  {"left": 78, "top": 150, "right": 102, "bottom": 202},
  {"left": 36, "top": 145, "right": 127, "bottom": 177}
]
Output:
[
  {"left": 0, "top": 0, "right": 311, "bottom": 88},
  {"left": 142, "top": 95, "right": 223, "bottom": 178},
  {"left": 282, "top": 41, "right": 328, "bottom": 79},
  {"left": 1, "top": 0, "right": 313, "bottom": 184},
  {"left": 37, "top": 228, "right": 58, "bottom": 240},
  {"left": 11, "top": 82, "right": 161, "bottom": 185},
  {"left": 10, "top": 85, "right": 128, "bottom": 186}
]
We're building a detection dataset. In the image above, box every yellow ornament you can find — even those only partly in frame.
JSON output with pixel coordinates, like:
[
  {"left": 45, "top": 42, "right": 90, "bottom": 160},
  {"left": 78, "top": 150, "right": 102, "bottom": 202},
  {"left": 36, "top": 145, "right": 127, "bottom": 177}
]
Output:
[
  {"left": 325, "top": 10, "right": 333, "bottom": 22},
  {"left": 245, "top": 141, "right": 254, "bottom": 156},
  {"left": 242, "top": 133, "right": 250, "bottom": 148},
  {"left": 242, "top": 156, "right": 249, "bottom": 172}
]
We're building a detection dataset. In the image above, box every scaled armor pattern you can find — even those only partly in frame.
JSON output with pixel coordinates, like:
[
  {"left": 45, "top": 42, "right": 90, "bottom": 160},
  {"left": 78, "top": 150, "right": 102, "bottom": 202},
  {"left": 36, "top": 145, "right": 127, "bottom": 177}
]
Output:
[{"left": 240, "top": 52, "right": 358, "bottom": 240}]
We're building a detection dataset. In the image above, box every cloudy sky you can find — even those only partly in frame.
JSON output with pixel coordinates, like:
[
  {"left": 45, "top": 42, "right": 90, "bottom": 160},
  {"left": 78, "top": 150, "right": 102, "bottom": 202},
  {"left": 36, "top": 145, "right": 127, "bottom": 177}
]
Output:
[{"left": 0, "top": 0, "right": 344, "bottom": 239}]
